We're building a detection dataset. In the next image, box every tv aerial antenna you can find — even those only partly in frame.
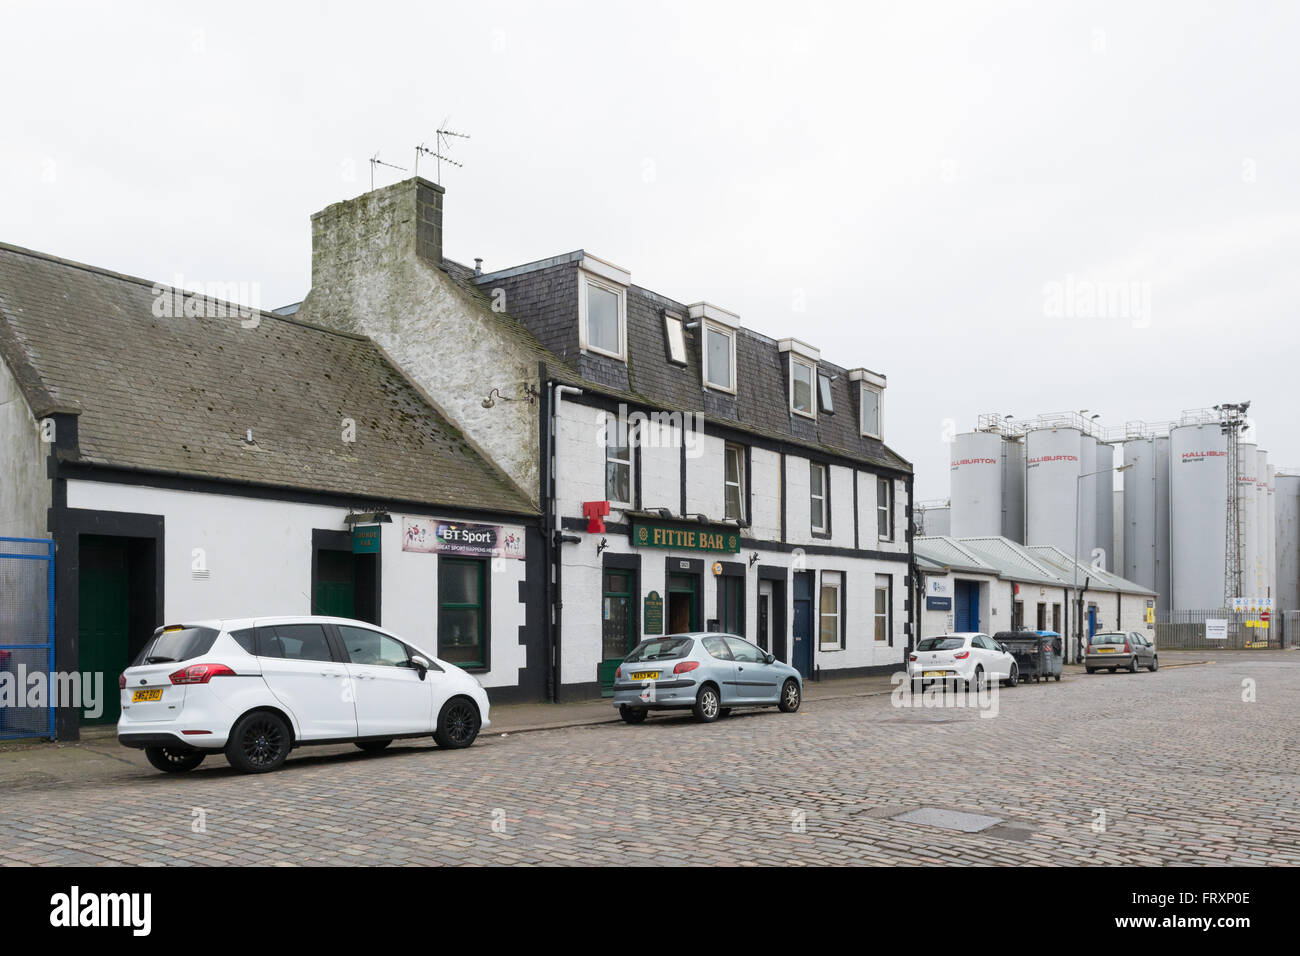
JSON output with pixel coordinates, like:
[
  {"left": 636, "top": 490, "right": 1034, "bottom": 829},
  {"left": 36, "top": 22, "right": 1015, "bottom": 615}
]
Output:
[
  {"left": 368, "top": 152, "right": 408, "bottom": 191},
  {"left": 414, "top": 123, "right": 470, "bottom": 183}
]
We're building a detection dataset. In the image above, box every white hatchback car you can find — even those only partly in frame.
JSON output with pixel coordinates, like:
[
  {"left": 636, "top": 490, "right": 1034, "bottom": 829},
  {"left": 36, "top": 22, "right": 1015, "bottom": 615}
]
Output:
[
  {"left": 117, "top": 616, "right": 491, "bottom": 773},
  {"left": 907, "top": 632, "right": 1020, "bottom": 689}
]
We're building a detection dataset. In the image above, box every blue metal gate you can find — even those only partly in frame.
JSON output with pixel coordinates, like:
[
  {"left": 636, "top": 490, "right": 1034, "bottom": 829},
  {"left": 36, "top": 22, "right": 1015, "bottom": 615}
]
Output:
[{"left": 0, "top": 537, "right": 56, "bottom": 740}]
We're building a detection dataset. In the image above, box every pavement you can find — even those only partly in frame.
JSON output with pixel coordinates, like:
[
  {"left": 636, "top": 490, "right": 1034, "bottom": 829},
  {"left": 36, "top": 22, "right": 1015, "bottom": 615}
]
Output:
[{"left": 0, "top": 650, "right": 1295, "bottom": 865}]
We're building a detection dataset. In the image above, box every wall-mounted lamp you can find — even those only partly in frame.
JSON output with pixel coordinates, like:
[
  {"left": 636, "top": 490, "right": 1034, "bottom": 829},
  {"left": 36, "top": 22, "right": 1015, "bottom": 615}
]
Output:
[
  {"left": 749, "top": 551, "right": 760, "bottom": 568},
  {"left": 345, "top": 510, "right": 393, "bottom": 525},
  {"left": 596, "top": 536, "right": 609, "bottom": 556}
]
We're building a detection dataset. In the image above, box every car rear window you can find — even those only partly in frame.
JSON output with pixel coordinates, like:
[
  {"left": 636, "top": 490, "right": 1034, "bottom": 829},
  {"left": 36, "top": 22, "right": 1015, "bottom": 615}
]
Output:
[
  {"left": 917, "top": 637, "right": 966, "bottom": 651},
  {"left": 1092, "top": 633, "right": 1126, "bottom": 644},
  {"left": 133, "top": 625, "right": 220, "bottom": 665},
  {"left": 624, "top": 637, "right": 693, "bottom": 663}
]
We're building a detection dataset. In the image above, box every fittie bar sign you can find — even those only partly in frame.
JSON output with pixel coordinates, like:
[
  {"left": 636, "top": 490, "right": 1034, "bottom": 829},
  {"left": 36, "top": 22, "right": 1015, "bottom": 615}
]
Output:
[{"left": 632, "top": 521, "right": 740, "bottom": 554}]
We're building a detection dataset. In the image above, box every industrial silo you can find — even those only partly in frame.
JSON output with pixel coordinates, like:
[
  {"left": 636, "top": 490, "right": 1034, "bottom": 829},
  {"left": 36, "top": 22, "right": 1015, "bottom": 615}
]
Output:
[
  {"left": 1266, "top": 464, "right": 1277, "bottom": 605},
  {"left": 1238, "top": 442, "right": 1258, "bottom": 600},
  {"left": 1026, "top": 427, "right": 1083, "bottom": 556},
  {"left": 1169, "top": 423, "right": 1228, "bottom": 610},
  {"left": 1113, "top": 487, "right": 1125, "bottom": 573},
  {"left": 1079, "top": 435, "right": 1099, "bottom": 561},
  {"left": 950, "top": 431, "right": 1004, "bottom": 537},
  {"left": 1095, "top": 442, "right": 1115, "bottom": 570},
  {"left": 1277, "top": 474, "right": 1300, "bottom": 613},
  {"left": 1154, "top": 436, "right": 1172, "bottom": 616},
  {"left": 1001, "top": 437, "right": 1025, "bottom": 543},
  {"left": 1123, "top": 438, "right": 1159, "bottom": 593}
]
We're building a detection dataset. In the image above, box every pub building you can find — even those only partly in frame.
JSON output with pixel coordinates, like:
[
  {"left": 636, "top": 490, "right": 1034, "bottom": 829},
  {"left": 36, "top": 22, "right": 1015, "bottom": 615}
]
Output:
[{"left": 280, "top": 176, "right": 915, "bottom": 700}]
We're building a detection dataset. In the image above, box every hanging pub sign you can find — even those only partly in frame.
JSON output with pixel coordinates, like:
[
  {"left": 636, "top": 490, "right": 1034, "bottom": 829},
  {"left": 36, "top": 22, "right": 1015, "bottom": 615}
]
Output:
[
  {"left": 644, "top": 591, "right": 664, "bottom": 635},
  {"left": 402, "top": 518, "right": 525, "bottom": 560},
  {"left": 631, "top": 520, "right": 740, "bottom": 554},
  {"left": 352, "top": 525, "right": 381, "bottom": 554}
]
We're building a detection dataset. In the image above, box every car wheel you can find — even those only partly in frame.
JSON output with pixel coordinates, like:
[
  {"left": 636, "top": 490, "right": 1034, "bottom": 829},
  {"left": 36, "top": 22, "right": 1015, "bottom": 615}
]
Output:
[
  {"left": 619, "top": 704, "right": 648, "bottom": 724},
  {"left": 692, "top": 684, "right": 721, "bottom": 723},
  {"left": 1085, "top": 667, "right": 1096, "bottom": 674},
  {"left": 1054, "top": 674, "right": 1061, "bottom": 682},
  {"left": 778, "top": 679, "right": 802, "bottom": 713},
  {"left": 144, "top": 746, "right": 205, "bottom": 773},
  {"left": 1005, "top": 663, "right": 1019, "bottom": 687},
  {"left": 972, "top": 666, "right": 985, "bottom": 692},
  {"left": 1149, "top": 656, "right": 1158, "bottom": 672},
  {"left": 225, "top": 711, "right": 291, "bottom": 774},
  {"left": 355, "top": 739, "right": 392, "bottom": 752},
  {"left": 1129, "top": 657, "right": 1140, "bottom": 673},
  {"left": 434, "top": 697, "right": 481, "bottom": 749}
]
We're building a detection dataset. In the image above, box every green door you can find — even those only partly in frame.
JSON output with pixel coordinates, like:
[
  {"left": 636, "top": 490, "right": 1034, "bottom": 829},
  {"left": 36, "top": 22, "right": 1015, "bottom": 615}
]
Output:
[
  {"left": 599, "top": 571, "right": 636, "bottom": 696},
  {"left": 314, "top": 550, "right": 356, "bottom": 619},
  {"left": 78, "top": 536, "right": 130, "bottom": 725}
]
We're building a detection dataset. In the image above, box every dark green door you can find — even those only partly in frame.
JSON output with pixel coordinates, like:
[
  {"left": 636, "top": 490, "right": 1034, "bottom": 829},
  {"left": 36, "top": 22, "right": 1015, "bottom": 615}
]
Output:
[
  {"left": 599, "top": 571, "right": 636, "bottom": 695},
  {"left": 78, "top": 536, "right": 130, "bottom": 725},
  {"left": 314, "top": 550, "right": 356, "bottom": 619}
]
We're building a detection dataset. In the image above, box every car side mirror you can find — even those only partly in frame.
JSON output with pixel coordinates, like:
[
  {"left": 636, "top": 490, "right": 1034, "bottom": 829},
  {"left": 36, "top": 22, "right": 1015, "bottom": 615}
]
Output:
[
  {"left": 410, "top": 654, "right": 431, "bottom": 680},
  {"left": 765, "top": 653, "right": 775, "bottom": 665}
]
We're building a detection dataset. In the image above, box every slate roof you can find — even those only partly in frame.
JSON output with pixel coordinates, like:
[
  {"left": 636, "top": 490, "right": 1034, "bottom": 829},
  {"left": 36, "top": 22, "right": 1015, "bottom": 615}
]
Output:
[
  {"left": 472, "top": 253, "right": 911, "bottom": 474},
  {"left": 916, "top": 535, "right": 1156, "bottom": 595},
  {"left": 0, "top": 242, "right": 536, "bottom": 515}
]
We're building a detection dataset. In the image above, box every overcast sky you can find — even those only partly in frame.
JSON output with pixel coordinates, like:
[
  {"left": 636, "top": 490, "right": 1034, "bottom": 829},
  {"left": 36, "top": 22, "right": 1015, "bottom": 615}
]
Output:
[{"left": 2, "top": 0, "right": 1297, "bottom": 499}]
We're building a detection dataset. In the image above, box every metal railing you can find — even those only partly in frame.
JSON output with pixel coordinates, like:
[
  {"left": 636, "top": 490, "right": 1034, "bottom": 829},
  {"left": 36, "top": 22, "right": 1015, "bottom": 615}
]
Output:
[
  {"left": 0, "top": 537, "right": 56, "bottom": 740},
  {"left": 1154, "top": 608, "right": 1284, "bottom": 650}
]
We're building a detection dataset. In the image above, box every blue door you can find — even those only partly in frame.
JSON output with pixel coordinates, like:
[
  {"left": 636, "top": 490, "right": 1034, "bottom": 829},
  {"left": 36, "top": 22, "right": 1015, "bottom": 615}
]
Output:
[
  {"left": 954, "top": 580, "right": 979, "bottom": 633},
  {"left": 1087, "top": 606, "right": 1097, "bottom": 638},
  {"left": 792, "top": 571, "right": 813, "bottom": 678}
]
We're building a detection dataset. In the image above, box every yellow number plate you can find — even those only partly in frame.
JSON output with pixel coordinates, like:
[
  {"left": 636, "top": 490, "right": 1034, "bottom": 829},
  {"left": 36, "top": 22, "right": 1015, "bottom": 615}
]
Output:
[
  {"left": 131, "top": 688, "right": 163, "bottom": 702},
  {"left": 1096, "top": 647, "right": 1114, "bottom": 653},
  {"left": 922, "top": 670, "right": 946, "bottom": 678},
  {"left": 630, "top": 671, "right": 659, "bottom": 680}
]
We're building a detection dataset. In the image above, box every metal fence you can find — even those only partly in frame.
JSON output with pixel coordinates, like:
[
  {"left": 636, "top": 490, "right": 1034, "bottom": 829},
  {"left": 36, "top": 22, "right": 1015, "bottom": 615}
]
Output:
[
  {"left": 1154, "top": 608, "right": 1286, "bottom": 650},
  {"left": 0, "top": 537, "right": 56, "bottom": 740}
]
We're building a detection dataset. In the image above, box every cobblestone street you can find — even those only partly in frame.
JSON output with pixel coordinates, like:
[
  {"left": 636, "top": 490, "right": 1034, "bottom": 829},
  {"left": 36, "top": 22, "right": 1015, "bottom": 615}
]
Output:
[{"left": 1, "top": 652, "right": 1297, "bottom": 866}]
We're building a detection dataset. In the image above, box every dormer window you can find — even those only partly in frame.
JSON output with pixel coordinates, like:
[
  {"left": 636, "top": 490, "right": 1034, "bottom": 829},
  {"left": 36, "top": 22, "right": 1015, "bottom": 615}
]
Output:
[
  {"left": 791, "top": 358, "right": 815, "bottom": 417},
  {"left": 779, "top": 338, "right": 820, "bottom": 420},
  {"left": 578, "top": 255, "right": 631, "bottom": 362},
  {"left": 704, "top": 325, "right": 735, "bottom": 391},
  {"left": 690, "top": 303, "right": 740, "bottom": 394},
  {"left": 849, "top": 368, "right": 887, "bottom": 439}
]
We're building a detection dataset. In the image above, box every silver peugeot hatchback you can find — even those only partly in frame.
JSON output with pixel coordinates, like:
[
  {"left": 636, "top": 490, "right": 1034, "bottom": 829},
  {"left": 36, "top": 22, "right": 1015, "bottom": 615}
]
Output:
[{"left": 611, "top": 633, "right": 804, "bottom": 724}]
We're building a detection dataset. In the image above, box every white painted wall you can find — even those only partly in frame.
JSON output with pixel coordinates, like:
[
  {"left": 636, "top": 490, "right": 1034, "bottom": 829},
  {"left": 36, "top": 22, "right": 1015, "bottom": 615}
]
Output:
[
  {"left": 750, "top": 448, "right": 781, "bottom": 539},
  {"left": 0, "top": 357, "right": 50, "bottom": 539},
  {"left": 64, "top": 479, "right": 530, "bottom": 688}
]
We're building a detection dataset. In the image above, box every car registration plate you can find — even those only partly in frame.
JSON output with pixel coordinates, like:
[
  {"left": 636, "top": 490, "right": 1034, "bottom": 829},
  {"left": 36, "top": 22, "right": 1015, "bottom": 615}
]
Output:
[
  {"left": 1096, "top": 647, "right": 1114, "bottom": 654},
  {"left": 922, "top": 670, "right": 945, "bottom": 678},
  {"left": 630, "top": 671, "right": 659, "bottom": 680},
  {"left": 131, "top": 688, "right": 163, "bottom": 702}
]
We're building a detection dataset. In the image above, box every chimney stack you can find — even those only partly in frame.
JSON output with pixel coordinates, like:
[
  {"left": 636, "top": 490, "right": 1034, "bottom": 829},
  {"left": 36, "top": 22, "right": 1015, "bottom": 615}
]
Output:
[{"left": 414, "top": 178, "right": 444, "bottom": 265}]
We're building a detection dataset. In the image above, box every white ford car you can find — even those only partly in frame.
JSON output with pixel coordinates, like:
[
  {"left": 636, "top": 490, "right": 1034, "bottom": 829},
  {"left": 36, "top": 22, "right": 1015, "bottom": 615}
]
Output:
[
  {"left": 117, "top": 616, "right": 490, "bottom": 773},
  {"left": 907, "top": 632, "right": 1019, "bottom": 689}
]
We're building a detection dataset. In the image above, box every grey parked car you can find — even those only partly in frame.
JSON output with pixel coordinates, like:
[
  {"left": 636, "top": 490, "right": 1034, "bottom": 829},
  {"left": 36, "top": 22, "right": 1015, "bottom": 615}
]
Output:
[
  {"left": 1084, "top": 631, "right": 1158, "bottom": 673},
  {"left": 611, "top": 633, "right": 804, "bottom": 724}
]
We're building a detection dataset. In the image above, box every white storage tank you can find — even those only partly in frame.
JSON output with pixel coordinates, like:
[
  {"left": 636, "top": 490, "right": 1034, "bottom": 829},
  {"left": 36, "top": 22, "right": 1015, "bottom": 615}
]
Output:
[
  {"left": 1026, "top": 427, "right": 1083, "bottom": 556},
  {"left": 1154, "top": 436, "right": 1172, "bottom": 616},
  {"left": 1095, "top": 442, "right": 1115, "bottom": 570},
  {"left": 1079, "top": 435, "right": 1098, "bottom": 561},
  {"left": 1277, "top": 474, "right": 1300, "bottom": 612},
  {"left": 1238, "top": 442, "right": 1259, "bottom": 601},
  {"left": 1266, "top": 464, "right": 1277, "bottom": 604},
  {"left": 1256, "top": 450, "right": 1270, "bottom": 602},
  {"left": 1169, "top": 423, "right": 1228, "bottom": 610},
  {"left": 1113, "top": 487, "right": 1124, "bottom": 573},
  {"left": 1124, "top": 438, "right": 1159, "bottom": 593},
  {"left": 950, "top": 431, "right": 1004, "bottom": 538},
  {"left": 1001, "top": 437, "right": 1025, "bottom": 543}
]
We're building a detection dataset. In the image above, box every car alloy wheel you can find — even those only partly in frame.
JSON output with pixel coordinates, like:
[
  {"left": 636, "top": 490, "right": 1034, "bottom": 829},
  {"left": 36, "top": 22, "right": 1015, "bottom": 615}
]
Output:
[
  {"left": 434, "top": 697, "right": 481, "bottom": 749},
  {"left": 226, "top": 712, "right": 291, "bottom": 774},
  {"left": 693, "top": 685, "right": 721, "bottom": 722},
  {"left": 1129, "top": 657, "right": 1140, "bottom": 673},
  {"left": 1150, "top": 656, "right": 1158, "bottom": 672},
  {"left": 779, "top": 679, "right": 801, "bottom": 713},
  {"left": 145, "top": 746, "right": 205, "bottom": 773},
  {"left": 1006, "top": 663, "right": 1018, "bottom": 687}
]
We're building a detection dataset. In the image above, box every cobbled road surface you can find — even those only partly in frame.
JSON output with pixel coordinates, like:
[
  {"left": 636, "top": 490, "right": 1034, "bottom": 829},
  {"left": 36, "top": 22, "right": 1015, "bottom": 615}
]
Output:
[{"left": 1, "top": 653, "right": 1297, "bottom": 865}]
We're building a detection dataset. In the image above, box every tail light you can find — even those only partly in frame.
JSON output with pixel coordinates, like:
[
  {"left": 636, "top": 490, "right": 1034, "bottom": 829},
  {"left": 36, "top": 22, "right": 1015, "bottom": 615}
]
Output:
[
  {"left": 169, "top": 663, "right": 236, "bottom": 684},
  {"left": 674, "top": 660, "right": 700, "bottom": 674},
  {"left": 118, "top": 673, "right": 127, "bottom": 690},
  {"left": 1123, "top": 641, "right": 1131, "bottom": 653},
  {"left": 615, "top": 666, "right": 622, "bottom": 679},
  {"left": 954, "top": 651, "right": 970, "bottom": 660},
  {"left": 908, "top": 654, "right": 917, "bottom": 662}
]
